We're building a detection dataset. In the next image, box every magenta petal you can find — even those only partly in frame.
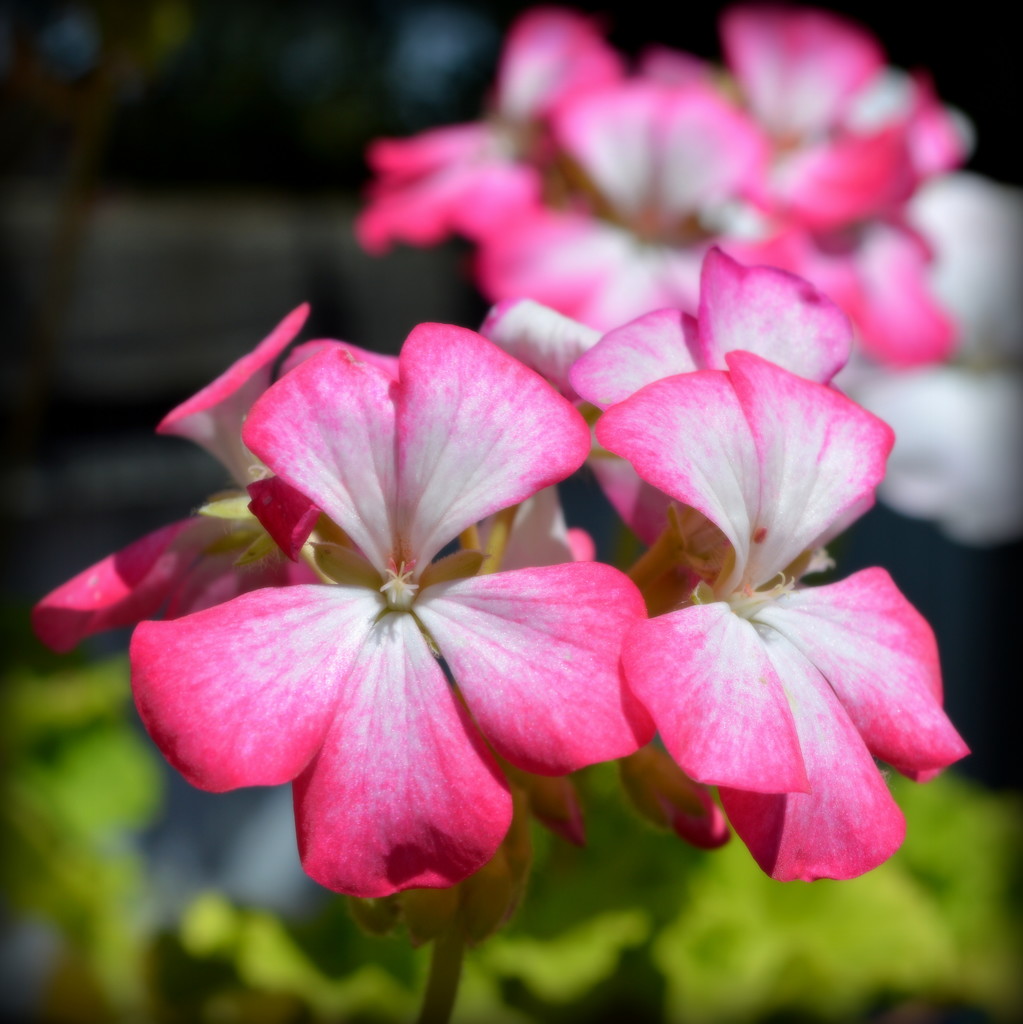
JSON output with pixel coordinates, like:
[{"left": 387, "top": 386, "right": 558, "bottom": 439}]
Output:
[
  {"left": 416, "top": 563, "right": 653, "bottom": 775},
  {"left": 33, "top": 518, "right": 210, "bottom": 653},
  {"left": 756, "top": 568, "right": 969, "bottom": 773},
  {"left": 622, "top": 604, "right": 807, "bottom": 793},
  {"left": 720, "top": 629, "right": 906, "bottom": 880},
  {"left": 247, "top": 476, "right": 321, "bottom": 561},
  {"left": 294, "top": 611, "right": 511, "bottom": 896},
  {"left": 696, "top": 248, "right": 851, "bottom": 383},
  {"left": 243, "top": 347, "right": 397, "bottom": 572},
  {"left": 130, "top": 585, "right": 382, "bottom": 791},
  {"left": 395, "top": 323, "right": 590, "bottom": 565},
  {"left": 158, "top": 305, "right": 309, "bottom": 482},
  {"left": 280, "top": 339, "right": 399, "bottom": 381},
  {"left": 570, "top": 308, "right": 700, "bottom": 409}
]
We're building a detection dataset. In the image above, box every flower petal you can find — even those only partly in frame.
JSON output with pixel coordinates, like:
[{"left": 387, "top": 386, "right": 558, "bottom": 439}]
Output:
[
  {"left": 33, "top": 518, "right": 211, "bottom": 653},
  {"left": 696, "top": 248, "right": 851, "bottom": 382},
  {"left": 158, "top": 305, "right": 309, "bottom": 483},
  {"left": 719, "top": 628, "right": 906, "bottom": 880},
  {"left": 596, "top": 368, "right": 758, "bottom": 575},
  {"left": 755, "top": 568, "right": 969, "bottom": 774},
  {"left": 622, "top": 603, "right": 807, "bottom": 793},
  {"left": 480, "top": 298, "right": 600, "bottom": 399},
  {"left": 130, "top": 585, "right": 382, "bottom": 791},
  {"left": 415, "top": 563, "right": 653, "bottom": 774},
  {"left": 243, "top": 346, "right": 397, "bottom": 572},
  {"left": 722, "top": 4, "right": 883, "bottom": 139},
  {"left": 726, "top": 351, "right": 893, "bottom": 586},
  {"left": 293, "top": 611, "right": 511, "bottom": 896},
  {"left": 395, "top": 323, "right": 590, "bottom": 565},
  {"left": 570, "top": 308, "right": 700, "bottom": 409}
]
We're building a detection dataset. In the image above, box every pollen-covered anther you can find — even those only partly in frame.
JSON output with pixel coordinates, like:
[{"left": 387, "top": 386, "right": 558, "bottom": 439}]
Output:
[{"left": 380, "top": 558, "right": 419, "bottom": 610}]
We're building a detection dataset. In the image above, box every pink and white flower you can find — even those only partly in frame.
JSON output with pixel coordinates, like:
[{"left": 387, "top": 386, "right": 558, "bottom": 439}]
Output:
[
  {"left": 598, "top": 350, "right": 968, "bottom": 879},
  {"left": 476, "top": 80, "right": 766, "bottom": 329},
  {"left": 356, "top": 7, "right": 622, "bottom": 253},
  {"left": 129, "top": 323, "right": 651, "bottom": 896}
]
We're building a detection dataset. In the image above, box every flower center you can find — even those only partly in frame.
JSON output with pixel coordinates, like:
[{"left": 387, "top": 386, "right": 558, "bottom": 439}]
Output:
[
  {"left": 380, "top": 558, "right": 419, "bottom": 611},
  {"left": 727, "top": 572, "right": 797, "bottom": 620}
]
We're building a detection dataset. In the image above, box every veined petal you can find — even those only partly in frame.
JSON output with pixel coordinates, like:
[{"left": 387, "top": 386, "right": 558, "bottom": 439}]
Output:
[
  {"left": 158, "top": 305, "right": 309, "bottom": 484},
  {"left": 622, "top": 604, "right": 807, "bottom": 793},
  {"left": 726, "top": 351, "right": 893, "bottom": 587},
  {"left": 416, "top": 563, "right": 653, "bottom": 775},
  {"left": 696, "top": 248, "right": 851, "bottom": 382},
  {"left": 243, "top": 347, "right": 397, "bottom": 573},
  {"left": 755, "top": 568, "right": 969, "bottom": 773},
  {"left": 294, "top": 611, "right": 511, "bottom": 896},
  {"left": 570, "top": 308, "right": 700, "bottom": 409},
  {"left": 720, "top": 628, "right": 906, "bottom": 880},
  {"left": 33, "top": 517, "right": 213, "bottom": 653},
  {"left": 395, "top": 323, "right": 590, "bottom": 565},
  {"left": 130, "top": 584, "right": 382, "bottom": 791},
  {"left": 596, "top": 369, "right": 758, "bottom": 577}
]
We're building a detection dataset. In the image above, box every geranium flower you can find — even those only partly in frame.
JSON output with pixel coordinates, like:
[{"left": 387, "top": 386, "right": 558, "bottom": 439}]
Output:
[
  {"left": 129, "top": 323, "right": 651, "bottom": 896},
  {"left": 356, "top": 7, "right": 622, "bottom": 252},
  {"left": 598, "top": 350, "right": 968, "bottom": 879},
  {"left": 32, "top": 306, "right": 318, "bottom": 653},
  {"left": 476, "top": 79, "right": 766, "bottom": 329}
]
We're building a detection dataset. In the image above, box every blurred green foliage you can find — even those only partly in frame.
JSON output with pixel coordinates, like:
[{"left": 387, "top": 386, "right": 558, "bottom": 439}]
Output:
[{"left": 2, "top": 612, "right": 1020, "bottom": 1023}]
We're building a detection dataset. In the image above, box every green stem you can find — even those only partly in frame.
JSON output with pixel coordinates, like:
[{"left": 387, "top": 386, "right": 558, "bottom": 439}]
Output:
[{"left": 415, "top": 925, "right": 465, "bottom": 1024}]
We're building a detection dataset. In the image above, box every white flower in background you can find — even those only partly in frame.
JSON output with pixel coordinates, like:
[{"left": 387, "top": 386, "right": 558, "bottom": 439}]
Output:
[{"left": 846, "top": 173, "right": 1023, "bottom": 545}]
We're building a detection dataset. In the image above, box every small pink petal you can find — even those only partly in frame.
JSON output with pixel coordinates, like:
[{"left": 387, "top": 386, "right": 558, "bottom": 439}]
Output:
[
  {"left": 696, "top": 247, "right": 851, "bottom": 382},
  {"left": 770, "top": 125, "right": 915, "bottom": 228},
  {"left": 496, "top": 6, "right": 623, "bottom": 122},
  {"left": 294, "top": 611, "right": 511, "bottom": 896},
  {"left": 247, "top": 476, "right": 321, "bottom": 561},
  {"left": 33, "top": 518, "right": 211, "bottom": 653},
  {"left": 243, "top": 346, "right": 398, "bottom": 573},
  {"left": 484, "top": 486, "right": 581, "bottom": 571},
  {"left": 416, "top": 563, "right": 653, "bottom": 775},
  {"left": 622, "top": 604, "right": 808, "bottom": 793},
  {"left": 396, "top": 323, "right": 590, "bottom": 565},
  {"left": 570, "top": 308, "right": 700, "bottom": 409},
  {"left": 720, "top": 629, "right": 906, "bottom": 880},
  {"left": 130, "top": 585, "right": 382, "bottom": 791},
  {"left": 756, "top": 568, "right": 969, "bottom": 773},
  {"left": 158, "top": 305, "right": 309, "bottom": 483}
]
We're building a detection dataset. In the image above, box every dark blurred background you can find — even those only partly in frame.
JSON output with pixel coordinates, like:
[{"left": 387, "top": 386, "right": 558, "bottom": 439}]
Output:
[{"left": 1, "top": 0, "right": 1019, "bottom": 785}]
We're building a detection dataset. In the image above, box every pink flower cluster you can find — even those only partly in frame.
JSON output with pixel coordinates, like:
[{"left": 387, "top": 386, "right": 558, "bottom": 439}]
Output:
[
  {"left": 358, "top": 4, "right": 970, "bottom": 369},
  {"left": 35, "top": 246, "right": 967, "bottom": 896}
]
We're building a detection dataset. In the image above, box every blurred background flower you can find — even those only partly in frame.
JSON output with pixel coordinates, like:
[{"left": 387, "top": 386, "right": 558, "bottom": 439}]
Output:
[{"left": 1, "top": 1, "right": 1020, "bottom": 1021}]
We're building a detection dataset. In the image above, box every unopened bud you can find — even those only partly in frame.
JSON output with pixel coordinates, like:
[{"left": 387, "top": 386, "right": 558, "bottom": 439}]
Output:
[{"left": 620, "top": 746, "right": 729, "bottom": 850}]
